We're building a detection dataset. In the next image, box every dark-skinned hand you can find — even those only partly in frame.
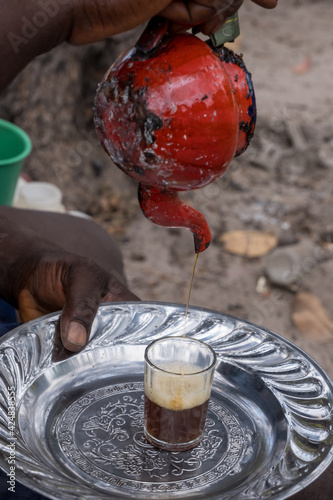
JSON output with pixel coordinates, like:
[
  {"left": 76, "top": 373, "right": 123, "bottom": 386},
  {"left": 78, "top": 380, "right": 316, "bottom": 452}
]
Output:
[
  {"left": 0, "top": 215, "right": 138, "bottom": 352},
  {"left": 1, "top": 0, "right": 277, "bottom": 91},
  {"left": 65, "top": 0, "right": 278, "bottom": 44},
  {"left": 17, "top": 250, "right": 138, "bottom": 352}
]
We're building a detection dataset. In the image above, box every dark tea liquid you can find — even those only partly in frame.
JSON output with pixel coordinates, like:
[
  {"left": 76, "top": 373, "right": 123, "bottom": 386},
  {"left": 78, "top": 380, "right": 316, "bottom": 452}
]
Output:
[
  {"left": 144, "top": 361, "right": 211, "bottom": 450},
  {"left": 144, "top": 395, "right": 209, "bottom": 447}
]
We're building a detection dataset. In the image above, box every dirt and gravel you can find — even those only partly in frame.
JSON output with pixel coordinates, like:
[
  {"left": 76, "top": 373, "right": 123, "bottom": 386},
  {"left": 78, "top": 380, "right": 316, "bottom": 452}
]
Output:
[{"left": 2, "top": 0, "right": 333, "bottom": 378}]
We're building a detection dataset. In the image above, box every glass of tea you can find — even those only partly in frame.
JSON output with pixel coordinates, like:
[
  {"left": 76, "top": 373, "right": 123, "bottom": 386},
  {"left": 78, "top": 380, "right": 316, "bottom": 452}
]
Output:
[{"left": 144, "top": 336, "right": 217, "bottom": 451}]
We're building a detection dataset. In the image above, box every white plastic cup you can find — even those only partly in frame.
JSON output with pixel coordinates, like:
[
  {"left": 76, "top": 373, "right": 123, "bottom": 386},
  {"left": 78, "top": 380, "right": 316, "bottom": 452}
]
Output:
[{"left": 14, "top": 181, "right": 65, "bottom": 212}]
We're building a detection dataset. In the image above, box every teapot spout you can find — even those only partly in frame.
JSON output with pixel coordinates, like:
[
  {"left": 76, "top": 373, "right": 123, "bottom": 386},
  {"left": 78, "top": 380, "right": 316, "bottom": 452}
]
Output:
[{"left": 138, "top": 184, "right": 211, "bottom": 253}]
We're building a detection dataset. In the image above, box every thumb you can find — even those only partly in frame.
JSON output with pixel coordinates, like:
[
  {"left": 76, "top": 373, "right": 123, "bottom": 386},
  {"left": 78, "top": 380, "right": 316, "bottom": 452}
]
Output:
[
  {"left": 60, "top": 285, "right": 102, "bottom": 352},
  {"left": 251, "top": 0, "right": 278, "bottom": 8},
  {"left": 59, "top": 264, "right": 139, "bottom": 352},
  {"left": 59, "top": 261, "right": 110, "bottom": 352}
]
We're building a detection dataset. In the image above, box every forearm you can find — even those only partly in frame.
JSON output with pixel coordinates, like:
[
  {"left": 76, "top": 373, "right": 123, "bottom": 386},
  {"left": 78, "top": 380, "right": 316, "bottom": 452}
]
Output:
[
  {"left": 0, "top": 0, "right": 71, "bottom": 92},
  {"left": 0, "top": 205, "right": 126, "bottom": 281},
  {"left": 0, "top": 212, "right": 52, "bottom": 306},
  {"left": 0, "top": 0, "right": 174, "bottom": 92}
]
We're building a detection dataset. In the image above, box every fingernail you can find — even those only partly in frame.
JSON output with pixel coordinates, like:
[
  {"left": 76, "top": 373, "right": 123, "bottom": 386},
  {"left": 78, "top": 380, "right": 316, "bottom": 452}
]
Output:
[{"left": 67, "top": 321, "right": 87, "bottom": 347}]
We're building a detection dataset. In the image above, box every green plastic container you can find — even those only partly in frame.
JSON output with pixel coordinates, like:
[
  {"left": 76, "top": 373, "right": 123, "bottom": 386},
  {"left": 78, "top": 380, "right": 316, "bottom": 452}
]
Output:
[{"left": 0, "top": 118, "right": 32, "bottom": 205}]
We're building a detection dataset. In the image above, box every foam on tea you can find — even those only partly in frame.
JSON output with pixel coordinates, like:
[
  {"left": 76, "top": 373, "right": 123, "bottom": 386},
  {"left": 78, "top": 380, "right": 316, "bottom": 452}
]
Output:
[{"left": 144, "top": 361, "right": 211, "bottom": 411}]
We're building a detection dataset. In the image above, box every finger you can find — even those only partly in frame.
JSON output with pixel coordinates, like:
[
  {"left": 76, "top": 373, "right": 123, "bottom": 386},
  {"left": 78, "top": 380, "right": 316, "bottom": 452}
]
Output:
[
  {"left": 60, "top": 266, "right": 139, "bottom": 352},
  {"left": 18, "top": 289, "right": 51, "bottom": 322},
  {"left": 195, "top": 12, "right": 229, "bottom": 36},
  {"left": 68, "top": 0, "right": 174, "bottom": 44},
  {"left": 160, "top": 1, "right": 218, "bottom": 26},
  {"left": 60, "top": 264, "right": 108, "bottom": 351},
  {"left": 168, "top": 22, "right": 194, "bottom": 34},
  {"left": 169, "top": 15, "right": 225, "bottom": 36},
  {"left": 61, "top": 292, "right": 101, "bottom": 352},
  {"left": 101, "top": 276, "right": 140, "bottom": 304},
  {"left": 251, "top": 0, "right": 278, "bottom": 8},
  {"left": 162, "top": 1, "right": 243, "bottom": 34}
]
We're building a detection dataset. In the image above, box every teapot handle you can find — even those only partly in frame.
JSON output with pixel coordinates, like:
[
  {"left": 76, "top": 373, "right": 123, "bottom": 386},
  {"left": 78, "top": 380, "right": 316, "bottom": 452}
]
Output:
[
  {"left": 137, "top": 12, "right": 240, "bottom": 54},
  {"left": 136, "top": 17, "right": 169, "bottom": 54}
]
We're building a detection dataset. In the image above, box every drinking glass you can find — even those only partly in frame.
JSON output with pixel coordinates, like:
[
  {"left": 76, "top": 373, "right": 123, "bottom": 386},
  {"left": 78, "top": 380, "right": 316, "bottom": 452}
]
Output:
[{"left": 144, "top": 336, "right": 217, "bottom": 451}]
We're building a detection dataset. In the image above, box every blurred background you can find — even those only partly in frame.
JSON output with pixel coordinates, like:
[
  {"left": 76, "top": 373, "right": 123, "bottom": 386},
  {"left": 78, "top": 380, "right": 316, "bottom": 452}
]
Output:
[{"left": 1, "top": 0, "right": 333, "bottom": 377}]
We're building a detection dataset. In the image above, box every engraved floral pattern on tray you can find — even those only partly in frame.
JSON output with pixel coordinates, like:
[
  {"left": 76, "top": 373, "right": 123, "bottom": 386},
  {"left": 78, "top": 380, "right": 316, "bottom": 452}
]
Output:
[
  {"left": 0, "top": 302, "right": 333, "bottom": 500},
  {"left": 55, "top": 381, "right": 246, "bottom": 491}
]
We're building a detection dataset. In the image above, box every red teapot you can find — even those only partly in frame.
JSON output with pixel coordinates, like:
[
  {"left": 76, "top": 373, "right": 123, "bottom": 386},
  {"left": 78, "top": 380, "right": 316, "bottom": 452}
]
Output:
[{"left": 94, "top": 18, "right": 256, "bottom": 252}]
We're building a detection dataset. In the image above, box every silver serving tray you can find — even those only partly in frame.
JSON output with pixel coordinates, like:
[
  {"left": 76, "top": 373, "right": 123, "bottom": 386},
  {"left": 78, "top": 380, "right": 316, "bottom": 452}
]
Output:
[{"left": 1, "top": 302, "right": 333, "bottom": 499}]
